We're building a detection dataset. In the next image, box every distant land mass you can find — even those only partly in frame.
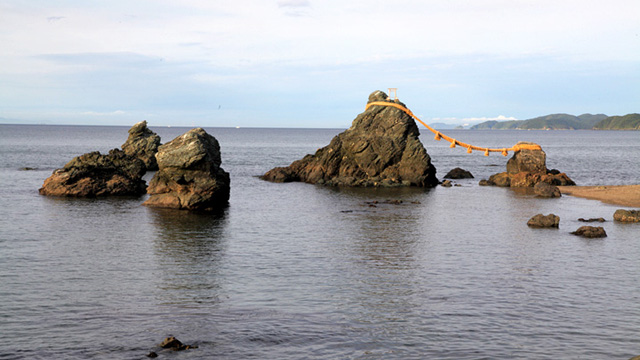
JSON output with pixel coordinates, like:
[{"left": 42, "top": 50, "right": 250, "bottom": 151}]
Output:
[
  {"left": 593, "top": 113, "right": 640, "bottom": 130},
  {"left": 429, "top": 122, "right": 458, "bottom": 129},
  {"left": 470, "top": 113, "right": 608, "bottom": 130}
]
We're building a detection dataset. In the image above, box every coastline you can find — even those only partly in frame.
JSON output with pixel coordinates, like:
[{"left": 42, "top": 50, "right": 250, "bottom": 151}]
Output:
[{"left": 558, "top": 185, "right": 640, "bottom": 207}]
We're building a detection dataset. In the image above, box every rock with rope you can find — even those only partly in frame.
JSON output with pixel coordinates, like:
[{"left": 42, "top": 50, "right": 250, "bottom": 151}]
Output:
[
  {"left": 262, "top": 90, "right": 439, "bottom": 187},
  {"left": 484, "top": 142, "right": 575, "bottom": 187}
]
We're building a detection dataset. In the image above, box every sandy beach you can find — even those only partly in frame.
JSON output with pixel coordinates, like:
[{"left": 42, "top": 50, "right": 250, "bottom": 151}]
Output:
[{"left": 558, "top": 185, "right": 640, "bottom": 207}]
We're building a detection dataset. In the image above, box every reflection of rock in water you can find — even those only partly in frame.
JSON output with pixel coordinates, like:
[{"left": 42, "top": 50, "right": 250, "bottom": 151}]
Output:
[
  {"left": 332, "top": 188, "right": 425, "bottom": 327},
  {"left": 147, "top": 207, "right": 227, "bottom": 305}
]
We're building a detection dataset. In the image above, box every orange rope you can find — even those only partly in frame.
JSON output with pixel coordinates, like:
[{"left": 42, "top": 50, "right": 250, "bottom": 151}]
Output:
[{"left": 365, "top": 101, "right": 542, "bottom": 156}]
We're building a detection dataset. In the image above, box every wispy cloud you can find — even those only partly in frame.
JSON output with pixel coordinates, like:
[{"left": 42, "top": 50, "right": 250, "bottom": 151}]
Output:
[
  {"left": 46, "top": 16, "right": 66, "bottom": 22},
  {"left": 277, "top": 0, "right": 311, "bottom": 16}
]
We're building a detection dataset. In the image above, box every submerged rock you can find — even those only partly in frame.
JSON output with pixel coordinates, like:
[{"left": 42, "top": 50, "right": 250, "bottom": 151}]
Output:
[
  {"left": 262, "top": 90, "right": 438, "bottom": 187},
  {"left": 444, "top": 167, "right": 474, "bottom": 179},
  {"left": 121, "top": 120, "right": 161, "bottom": 171},
  {"left": 441, "top": 179, "right": 453, "bottom": 187},
  {"left": 578, "top": 217, "right": 606, "bottom": 223},
  {"left": 485, "top": 142, "right": 575, "bottom": 187},
  {"left": 534, "top": 182, "right": 562, "bottom": 198},
  {"left": 144, "top": 128, "right": 230, "bottom": 211},
  {"left": 527, "top": 214, "right": 560, "bottom": 228},
  {"left": 159, "top": 336, "right": 195, "bottom": 351},
  {"left": 613, "top": 209, "right": 640, "bottom": 222},
  {"left": 571, "top": 226, "right": 607, "bottom": 238},
  {"left": 39, "top": 149, "right": 146, "bottom": 197}
]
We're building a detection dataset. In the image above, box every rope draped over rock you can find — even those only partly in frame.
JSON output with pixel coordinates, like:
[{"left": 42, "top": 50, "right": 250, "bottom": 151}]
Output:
[{"left": 365, "top": 101, "right": 542, "bottom": 156}]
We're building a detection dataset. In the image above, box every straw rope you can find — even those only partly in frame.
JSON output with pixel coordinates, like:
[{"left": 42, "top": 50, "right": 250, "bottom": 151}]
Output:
[{"left": 365, "top": 101, "right": 541, "bottom": 156}]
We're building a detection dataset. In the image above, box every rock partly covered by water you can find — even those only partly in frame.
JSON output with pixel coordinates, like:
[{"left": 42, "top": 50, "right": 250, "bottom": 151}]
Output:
[
  {"left": 534, "top": 182, "right": 562, "bottom": 198},
  {"left": 144, "top": 128, "right": 230, "bottom": 211},
  {"left": 444, "top": 167, "right": 474, "bottom": 179},
  {"left": 39, "top": 149, "right": 147, "bottom": 197},
  {"left": 571, "top": 226, "right": 607, "bottom": 238},
  {"left": 527, "top": 213, "right": 560, "bottom": 228},
  {"left": 483, "top": 142, "right": 575, "bottom": 187},
  {"left": 613, "top": 209, "right": 640, "bottom": 222},
  {"left": 121, "top": 120, "right": 161, "bottom": 171},
  {"left": 262, "top": 90, "right": 438, "bottom": 187}
]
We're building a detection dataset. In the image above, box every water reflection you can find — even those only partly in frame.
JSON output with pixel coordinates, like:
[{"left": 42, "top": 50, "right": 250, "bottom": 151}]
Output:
[
  {"left": 326, "top": 187, "right": 427, "bottom": 341},
  {"left": 147, "top": 208, "right": 228, "bottom": 306}
]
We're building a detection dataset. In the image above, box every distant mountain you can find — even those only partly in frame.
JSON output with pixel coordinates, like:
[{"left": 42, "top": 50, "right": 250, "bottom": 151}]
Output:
[
  {"left": 593, "top": 114, "right": 640, "bottom": 130},
  {"left": 470, "top": 113, "right": 608, "bottom": 130}
]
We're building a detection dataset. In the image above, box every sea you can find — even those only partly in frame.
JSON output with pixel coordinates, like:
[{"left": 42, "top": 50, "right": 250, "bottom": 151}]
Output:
[{"left": 0, "top": 124, "right": 639, "bottom": 359}]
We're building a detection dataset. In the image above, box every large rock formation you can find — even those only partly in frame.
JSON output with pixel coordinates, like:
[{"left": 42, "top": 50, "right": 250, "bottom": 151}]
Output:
[
  {"left": 262, "top": 90, "right": 438, "bottom": 187},
  {"left": 484, "top": 142, "right": 575, "bottom": 187},
  {"left": 39, "top": 149, "right": 147, "bottom": 197},
  {"left": 143, "top": 128, "right": 230, "bottom": 211},
  {"left": 121, "top": 120, "right": 161, "bottom": 171}
]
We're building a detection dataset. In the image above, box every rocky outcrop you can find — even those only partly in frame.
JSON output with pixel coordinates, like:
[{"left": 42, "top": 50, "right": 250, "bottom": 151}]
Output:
[
  {"left": 527, "top": 214, "right": 560, "bottom": 228},
  {"left": 261, "top": 90, "right": 438, "bottom": 187},
  {"left": 444, "top": 167, "right": 474, "bottom": 179},
  {"left": 143, "top": 128, "right": 230, "bottom": 211},
  {"left": 121, "top": 120, "right": 161, "bottom": 171},
  {"left": 534, "top": 182, "right": 561, "bottom": 198},
  {"left": 571, "top": 226, "right": 607, "bottom": 238},
  {"left": 613, "top": 209, "right": 640, "bottom": 222},
  {"left": 39, "top": 149, "right": 146, "bottom": 197},
  {"left": 483, "top": 142, "right": 575, "bottom": 187}
]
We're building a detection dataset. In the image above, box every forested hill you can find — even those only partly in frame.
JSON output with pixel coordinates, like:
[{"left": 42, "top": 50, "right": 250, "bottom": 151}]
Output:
[
  {"left": 470, "top": 113, "right": 608, "bottom": 130},
  {"left": 593, "top": 114, "right": 640, "bottom": 130}
]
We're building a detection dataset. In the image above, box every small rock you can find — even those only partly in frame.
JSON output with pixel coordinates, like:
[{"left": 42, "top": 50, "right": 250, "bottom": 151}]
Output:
[
  {"left": 478, "top": 179, "right": 490, "bottom": 186},
  {"left": 571, "top": 226, "right": 607, "bottom": 238},
  {"left": 613, "top": 209, "right": 640, "bottom": 223},
  {"left": 146, "top": 352, "right": 158, "bottom": 358},
  {"left": 534, "top": 182, "right": 561, "bottom": 198},
  {"left": 578, "top": 217, "right": 606, "bottom": 223},
  {"left": 441, "top": 180, "right": 452, "bottom": 187},
  {"left": 159, "top": 336, "right": 195, "bottom": 351},
  {"left": 527, "top": 214, "right": 560, "bottom": 228},
  {"left": 444, "top": 167, "right": 474, "bottom": 179}
]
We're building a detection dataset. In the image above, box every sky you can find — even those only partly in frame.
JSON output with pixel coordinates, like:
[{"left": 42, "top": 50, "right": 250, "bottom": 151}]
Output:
[{"left": 1, "top": 0, "right": 639, "bottom": 128}]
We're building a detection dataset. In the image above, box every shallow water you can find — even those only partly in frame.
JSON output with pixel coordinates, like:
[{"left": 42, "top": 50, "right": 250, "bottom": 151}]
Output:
[{"left": 0, "top": 125, "right": 639, "bottom": 359}]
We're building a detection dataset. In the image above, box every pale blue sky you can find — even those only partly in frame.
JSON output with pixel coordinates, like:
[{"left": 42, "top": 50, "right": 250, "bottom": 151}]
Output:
[{"left": 1, "top": 0, "right": 638, "bottom": 128}]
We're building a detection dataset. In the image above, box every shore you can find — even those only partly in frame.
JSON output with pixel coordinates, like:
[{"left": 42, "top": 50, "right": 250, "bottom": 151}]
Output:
[{"left": 558, "top": 185, "right": 640, "bottom": 207}]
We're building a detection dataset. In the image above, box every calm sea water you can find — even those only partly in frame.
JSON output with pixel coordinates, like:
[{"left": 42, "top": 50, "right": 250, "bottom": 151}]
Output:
[{"left": 0, "top": 124, "right": 639, "bottom": 359}]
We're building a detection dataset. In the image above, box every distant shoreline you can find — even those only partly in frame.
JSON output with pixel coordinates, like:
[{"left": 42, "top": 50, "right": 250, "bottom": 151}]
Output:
[{"left": 558, "top": 185, "right": 640, "bottom": 207}]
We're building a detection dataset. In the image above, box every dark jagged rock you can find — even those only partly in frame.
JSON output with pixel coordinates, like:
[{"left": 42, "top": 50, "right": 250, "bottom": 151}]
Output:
[
  {"left": 613, "top": 209, "right": 640, "bottom": 222},
  {"left": 444, "top": 167, "right": 474, "bottom": 179},
  {"left": 39, "top": 149, "right": 146, "bottom": 197},
  {"left": 262, "top": 90, "right": 438, "bottom": 187},
  {"left": 485, "top": 142, "right": 575, "bottom": 187},
  {"left": 571, "top": 226, "right": 607, "bottom": 238},
  {"left": 144, "top": 128, "right": 230, "bottom": 211},
  {"left": 527, "top": 214, "right": 560, "bottom": 228},
  {"left": 534, "top": 182, "right": 561, "bottom": 198},
  {"left": 121, "top": 120, "right": 161, "bottom": 171}
]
